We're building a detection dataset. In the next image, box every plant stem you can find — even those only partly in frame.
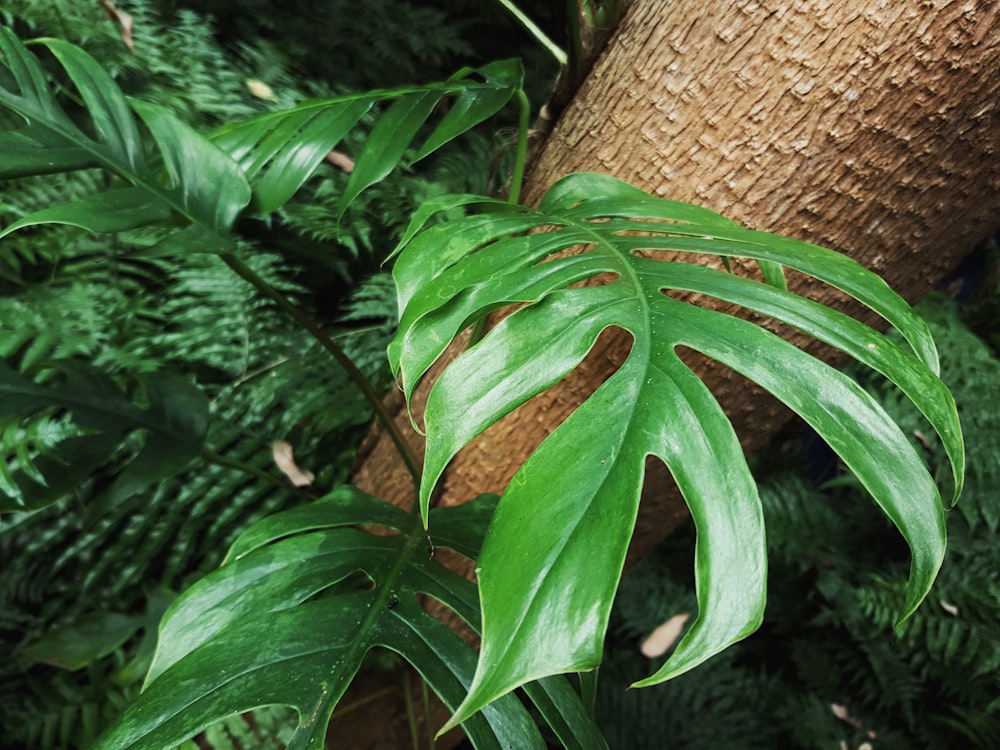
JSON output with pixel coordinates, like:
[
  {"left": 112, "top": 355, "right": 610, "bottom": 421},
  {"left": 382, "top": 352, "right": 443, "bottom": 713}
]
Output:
[
  {"left": 578, "top": 669, "right": 599, "bottom": 719},
  {"left": 494, "top": 0, "right": 568, "bottom": 66},
  {"left": 566, "top": 0, "right": 587, "bottom": 89},
  {"left": 220, "top": 253, "right": 423, "bottom": 488},
  {"left": 402, "top": 673, "right": 420, "bottom": 750},
  {"left": 507, "top": 88, "right": 531, "bottom": 207},
  {"left": 421, "top": 679, "right": 434, "bottom": 750}
]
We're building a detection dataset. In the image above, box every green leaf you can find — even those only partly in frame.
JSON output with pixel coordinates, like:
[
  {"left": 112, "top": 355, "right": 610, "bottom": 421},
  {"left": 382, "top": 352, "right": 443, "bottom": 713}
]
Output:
[
  {"left": 337, "top": 90, "right": 445, "bottom": 218},
  {"left": 0, "top": 188, "right": 171, "bottom": 240},
  {"left": 94, "top": 487, "right": 557, "bottom": 750},
  {"left": 223, "top": 484, "right": 412, "bottom": 563},
  {"left": 0, "top": 129, "right": 96, "bottom": 178},
  {"left": 210, "top": 59, "right": 523, "bottom": 215},
  {"left": 90, "top": 373, "right": 213, "bottom": 515},
  {"left": 113, "top": 585, "right": 177, "bottom": 686},
  {"left": 0, "top": 30, "right": 521, "bottom": 248},
  {"left": 19, "top": 612, "right": 145, "bottom": 671},
  {"left": 390, "top": 172, "right": 961, "bottom": 728},
  {"left": 427, "top": 493, "right": 500, "bottom": 560},
  {"left": 410, "top": 59, "right": 523, "bottom": 163},
  {"left": 128, "top": 99, "right": 249, "bottom": 231},
  {"left": 0, "top": 29, "right": 250, "bottom": 237},
  {"left": 0, "top": 363, "right": 210, "bottom": 511},
  {"left": 522, "top": 675, "right": 609, "bottom": 750},
  {"left": 212, "top": 98, "right": 372, "bottom": 214}
]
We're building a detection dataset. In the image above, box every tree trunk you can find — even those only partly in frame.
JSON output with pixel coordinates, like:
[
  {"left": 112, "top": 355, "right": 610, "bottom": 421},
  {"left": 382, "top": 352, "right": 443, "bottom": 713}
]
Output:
[
  {"left": 346, "top": 2, "right": 999, "bottom": 745},
  {"left": 355, "top": 0, "right": 1000, "bottom": 559}
]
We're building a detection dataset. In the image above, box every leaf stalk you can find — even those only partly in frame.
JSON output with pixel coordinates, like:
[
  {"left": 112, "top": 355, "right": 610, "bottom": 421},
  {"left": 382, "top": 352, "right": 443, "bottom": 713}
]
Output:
[
  {"left": 219, "top": 253, "right": 423, "bottom": 490},
  {"left": 494, "top": 0, "right": 568, "bottom": 65},
  {"left": 507, "top": 88, "right": 531, "bottom": 207}
]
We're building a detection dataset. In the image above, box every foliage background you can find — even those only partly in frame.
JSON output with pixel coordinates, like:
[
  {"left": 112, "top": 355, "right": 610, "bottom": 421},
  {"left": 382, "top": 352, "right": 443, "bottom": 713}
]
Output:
[
  {"left": 0, "top": 1, "right": 558, "bottom": 747},
  {"left": 0, "top": 1, "right": 995, "bottom": 748}
]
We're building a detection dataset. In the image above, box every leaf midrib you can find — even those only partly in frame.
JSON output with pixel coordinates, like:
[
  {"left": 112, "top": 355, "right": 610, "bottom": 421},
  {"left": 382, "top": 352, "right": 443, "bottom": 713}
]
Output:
[
  {"left": 487, "top": 209, "right": 659, "bottom": 669},
  {"left": 0, "top": 88, "right": 192, "bottom": 218}
]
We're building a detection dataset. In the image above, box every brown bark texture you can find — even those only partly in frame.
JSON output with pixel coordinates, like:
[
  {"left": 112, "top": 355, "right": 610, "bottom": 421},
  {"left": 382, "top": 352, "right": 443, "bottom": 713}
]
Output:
[
  {"left": 355, "top": 0, "right": 1000, "bottom": 563},
  {"left": 344, "top": 2, "right": 1000, "bottom": 746}
]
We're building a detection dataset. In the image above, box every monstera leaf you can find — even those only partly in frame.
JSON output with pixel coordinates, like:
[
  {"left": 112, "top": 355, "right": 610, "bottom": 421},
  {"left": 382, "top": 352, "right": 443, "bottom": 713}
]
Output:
[
  {"left": 0, "top": 362, "right": 209, "bottom": 511},
  {"left": 388, "top": 172, "right": 964, "bottom": 729},
  {"left": 0, "top": 28, "right": 523, "bottom": 241},
  {"left": 93, "top": 487, "right": 607, "bottom": 750}
]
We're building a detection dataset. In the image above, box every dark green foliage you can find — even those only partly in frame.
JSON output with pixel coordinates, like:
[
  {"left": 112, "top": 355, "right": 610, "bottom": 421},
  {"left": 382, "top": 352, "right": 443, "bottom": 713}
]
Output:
[
  {"left": 0, "top": 246, "right": 397, "bottom": 747},
  {"left": 596, "top": 290, "right": 1000, "bottom": 749},
  {"left": 0, "top": 1, "right": 489, "bottom": 745},
  {"left": 176, "top": 0, "right": 562, "bottom": 93},
  {"left": 4, "top": 0, "right": 272, "bottom": 123},
  {"left": 0, "top": 0, "right": 542, "bottom": 739}
]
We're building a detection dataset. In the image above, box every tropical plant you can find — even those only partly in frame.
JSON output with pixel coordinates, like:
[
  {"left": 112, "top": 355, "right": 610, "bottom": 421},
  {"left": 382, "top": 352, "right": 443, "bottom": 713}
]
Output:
[
  {"left": 0, "top": 20, "right": 963, "bottom": 750},
  {"left": 595, "top": 288, "right": 1000, "bottom": 749}
]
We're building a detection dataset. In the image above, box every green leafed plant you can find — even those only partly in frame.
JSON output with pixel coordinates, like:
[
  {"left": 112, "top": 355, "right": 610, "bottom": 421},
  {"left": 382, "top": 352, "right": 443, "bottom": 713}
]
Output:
[
  {"left": 387, "top": 172, "right": 963, "bottom": 729},
  {"left": 0, "top": 23, "right": 964, "bottom": 749},
  {"left": 96, "top": 487, "right": 606, "bottom": 750},
  {"left": 0, "top": 25, "right": 522, "bottom": 242},
  {"left": 0, "top": 23, "right": 523, "bottom": 509}
]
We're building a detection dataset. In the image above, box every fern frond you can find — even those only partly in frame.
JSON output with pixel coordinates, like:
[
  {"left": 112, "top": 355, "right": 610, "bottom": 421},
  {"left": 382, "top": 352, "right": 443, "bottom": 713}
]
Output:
[
  {"left": 0, "top": 411, "right": 86, "bottom": 492},
  {"left": 125, "top": 5, "right": 259, "bottom": 126},
  {"left": 147, "top": 250, "right": 304, "bottom": 382},
  {"left": 936, "top": 705, "right": 1000, "bottom": 749},
  {"left": 854, "top": 294, "right": 1000, "bottom": 531},
  {"left": 339, "top": 272, "right": 398, "bottom": 325}
]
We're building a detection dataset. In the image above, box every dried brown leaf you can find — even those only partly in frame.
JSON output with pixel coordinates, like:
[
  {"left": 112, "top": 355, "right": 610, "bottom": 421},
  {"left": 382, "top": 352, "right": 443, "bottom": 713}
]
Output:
[
  {"left": 325, "top": 149, "right": 356, "bottom": 173},
  {"left": 639, "top": 613, "right": 690, "bottom": 658},
  {"left": 103, "top": 1, "right": 134, "bottom": 51},
  {"left": 271, "top": 440, "right": 315, "bottom": 487}
]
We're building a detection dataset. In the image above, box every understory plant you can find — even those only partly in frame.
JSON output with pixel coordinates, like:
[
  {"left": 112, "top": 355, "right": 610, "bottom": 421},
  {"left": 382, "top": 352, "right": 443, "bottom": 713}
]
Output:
[{"left": 0, "top": 19, "right": 964, "bottom": 750}]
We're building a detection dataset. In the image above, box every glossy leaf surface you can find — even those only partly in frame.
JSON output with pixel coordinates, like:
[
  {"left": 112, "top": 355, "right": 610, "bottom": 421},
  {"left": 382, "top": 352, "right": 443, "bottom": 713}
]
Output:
[
  {"left": 209, "top": 58, "right": 523, "bottom": 215},
  {"left": 95, "top": 487, "right": 604, "bottom": 750},
  {"left": 0, "top": 28, "right": 251, "bottom": 235},
  {"left": 389, "top": 172, "right": 962, "bottom": 728},
  {"left": 0, "top": 29, "right": 521, "bottom": 239}
]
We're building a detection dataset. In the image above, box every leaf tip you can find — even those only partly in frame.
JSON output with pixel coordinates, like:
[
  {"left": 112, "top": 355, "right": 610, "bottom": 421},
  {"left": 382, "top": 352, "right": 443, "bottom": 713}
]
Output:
[{"left": 435, "top": 714, "right": 462, "bottom": 740}]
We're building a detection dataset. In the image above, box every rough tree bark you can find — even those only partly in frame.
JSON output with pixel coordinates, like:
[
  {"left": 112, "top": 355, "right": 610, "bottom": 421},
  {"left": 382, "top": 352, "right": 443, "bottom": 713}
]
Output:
[
  {"left": 355, "top": 0, "right": 1000, "bottom": 553},
  {"left": 340, "top": 0, "right": 999, "bottom": 744}
]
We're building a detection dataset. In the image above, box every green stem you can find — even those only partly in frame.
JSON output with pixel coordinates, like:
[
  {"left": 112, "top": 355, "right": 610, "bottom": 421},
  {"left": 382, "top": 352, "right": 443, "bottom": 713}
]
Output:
[
  {"left": 402, "top": 673, "right": 420, "bottom": 750},
  {"left": 494, "top": 0, "right": 568, "bottom": 65},
  {"left": 220, "top": 253, "right": 423, "bottom": 488},
  {"left": 578, "top": 669, "right": 599, "bottom": 719},
  {"left": 507, "top": 88, "right": 531, "bottom": 207},
  {"left": 566, "top": 0, "right": 587, "bottom": 87},
  {"left": 421, "top": 679, "right": 434, "bottom": 750}
]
